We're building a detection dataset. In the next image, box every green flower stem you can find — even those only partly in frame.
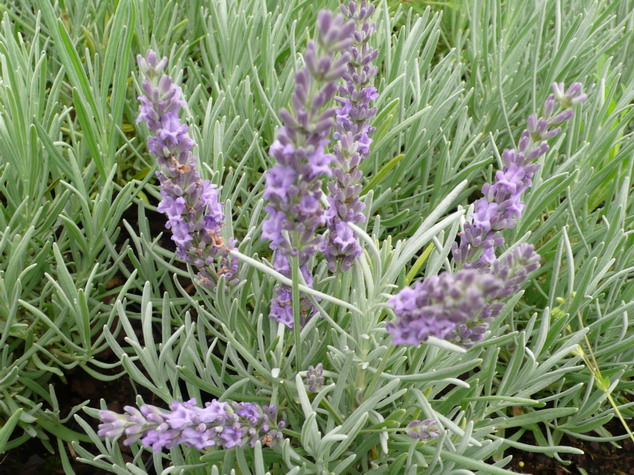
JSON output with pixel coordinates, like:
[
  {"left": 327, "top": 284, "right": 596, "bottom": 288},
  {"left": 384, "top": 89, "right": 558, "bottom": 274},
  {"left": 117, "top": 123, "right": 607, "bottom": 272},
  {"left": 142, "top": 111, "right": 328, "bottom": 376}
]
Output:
[
  {"left": 230, "top": 249, "right": 363, "bottom": 315},
  {"left": 576, "top": 311, "right": 634, "bottom": 443},
  {"left": 291, "top": 254, "right": 302, "bottom": 370}
]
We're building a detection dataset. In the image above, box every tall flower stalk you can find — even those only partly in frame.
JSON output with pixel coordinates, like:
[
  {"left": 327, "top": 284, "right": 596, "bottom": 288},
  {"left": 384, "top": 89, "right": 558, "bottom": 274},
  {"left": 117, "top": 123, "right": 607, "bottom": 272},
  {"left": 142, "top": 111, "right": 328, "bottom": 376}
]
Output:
[
  {"left": 323, "top": 0, "right": 379, "bottom": 272},
  {"left": 388, "top": 82, "right": 587, "bottom": 347},
  {"left": 453, "top": 82, "right": 588, "bottom": 266},
  {"left": 137, "top": 51, "right": 237, "bottom": 288},
  {"left": 387, "top": 243, "right": 540, "bottom": 347},
  {"left": 262, "top": 12, "right": 354, "bottom": 329},
  {"left": 98, "top": 398, "right": 284, "bottom": 451}
]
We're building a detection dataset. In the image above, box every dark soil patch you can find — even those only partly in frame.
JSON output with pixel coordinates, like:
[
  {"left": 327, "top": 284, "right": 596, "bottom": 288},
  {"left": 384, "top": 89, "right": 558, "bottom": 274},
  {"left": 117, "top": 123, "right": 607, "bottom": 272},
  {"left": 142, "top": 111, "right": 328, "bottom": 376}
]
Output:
[
  {"left": 0, "top": 367, "right": 156, "bottom": 474},
  {"left": 505, "top": 420, "right": 634, "bottom": 474}
]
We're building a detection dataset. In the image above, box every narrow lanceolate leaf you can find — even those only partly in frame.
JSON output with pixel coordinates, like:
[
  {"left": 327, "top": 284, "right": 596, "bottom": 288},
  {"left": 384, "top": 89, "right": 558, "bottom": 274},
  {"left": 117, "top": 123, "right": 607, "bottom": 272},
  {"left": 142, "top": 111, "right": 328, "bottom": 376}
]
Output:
[{"left": 0, "top": 409, "right": 23, "bottom": 453}]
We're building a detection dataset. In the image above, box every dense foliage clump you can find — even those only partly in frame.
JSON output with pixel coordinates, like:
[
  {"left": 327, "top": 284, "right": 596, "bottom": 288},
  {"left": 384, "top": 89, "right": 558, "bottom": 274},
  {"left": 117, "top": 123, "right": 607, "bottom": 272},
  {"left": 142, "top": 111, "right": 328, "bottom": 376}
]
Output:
[{"left": 0, "top": 1, "right": 633, "bottom": 473}]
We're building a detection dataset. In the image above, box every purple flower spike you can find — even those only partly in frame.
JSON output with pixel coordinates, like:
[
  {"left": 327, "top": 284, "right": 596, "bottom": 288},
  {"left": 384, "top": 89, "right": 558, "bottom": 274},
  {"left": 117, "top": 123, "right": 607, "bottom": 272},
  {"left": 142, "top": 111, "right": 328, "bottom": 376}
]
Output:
[
  {"left": 136, "top": 51, "right": 238, "bottom": 288},
  {"left": 98, "top": 398, "right": 285, "bottom": 452},
  {"left": 388, "top": 244, "right": 541, "bottom": 347},
  {"left": 324, "top": 0, "right": 379, "bottom": 272},
  {"left": 387, "top": 269, "right": 505, "bottom": 347},
  {"left": 263, "top": 11, "right": 354, "bottom": 327},
  {"left": 406, "top": 419, "right": 441, "bottom": 440},
  {"left": 453, "top": 82, "right": 587, "bottom": 266},
  {"left": 388, "top": 81, "right": 582, "bottom": 347}
]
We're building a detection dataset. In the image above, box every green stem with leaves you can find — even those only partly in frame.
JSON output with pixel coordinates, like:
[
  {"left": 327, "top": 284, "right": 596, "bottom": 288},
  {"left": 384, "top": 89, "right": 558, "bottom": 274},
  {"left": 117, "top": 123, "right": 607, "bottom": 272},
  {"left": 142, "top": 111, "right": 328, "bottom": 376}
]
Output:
[{"left": 576, "top": 311, "right": 634, "bottom": 443}]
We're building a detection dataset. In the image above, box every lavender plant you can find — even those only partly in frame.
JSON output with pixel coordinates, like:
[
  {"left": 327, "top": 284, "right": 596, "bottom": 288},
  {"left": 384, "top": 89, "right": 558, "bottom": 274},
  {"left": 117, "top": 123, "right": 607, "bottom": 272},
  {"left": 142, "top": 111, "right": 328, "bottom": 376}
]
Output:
[
  {"left": 0, "top": 0, "right": 145, "bottom": 456},
  {"left": 3, "top": 0, "right": 634, "bottom": 474},
  {"left": 74, "top": 1, "right": 634, "bottom": 471}
]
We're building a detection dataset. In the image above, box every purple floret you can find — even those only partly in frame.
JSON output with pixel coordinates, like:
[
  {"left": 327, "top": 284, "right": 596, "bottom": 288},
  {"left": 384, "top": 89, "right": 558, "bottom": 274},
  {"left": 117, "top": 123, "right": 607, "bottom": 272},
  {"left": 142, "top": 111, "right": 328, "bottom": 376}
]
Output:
[
  {"left": 407, "top": 419, "right": 441, "bottom": 440},
  {"left": 306, "top": 362, "right": 325, "bottom": 392}
]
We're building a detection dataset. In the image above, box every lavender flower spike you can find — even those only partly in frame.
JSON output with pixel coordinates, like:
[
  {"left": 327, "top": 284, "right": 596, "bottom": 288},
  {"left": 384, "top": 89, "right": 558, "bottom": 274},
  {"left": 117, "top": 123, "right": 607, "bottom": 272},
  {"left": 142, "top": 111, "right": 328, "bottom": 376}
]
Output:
[
  {"left": 453, "top": 82, "right": 588, "bottom": 266},
  {"left": 137, "top": 51, "right": 238, "bottom": 288},
  {"left": 263, "top": 12, "right": 354, "bottom": 327},
  {"left": 323, "top": 1, "right": 379, "bottom": 272},
  {"left": 98, "top": 398, "right": 285, "bottom": 452},
  {"left": 387, "top": 268, "right": 505, "bottom": 346},
  {"left": 388, "top": 243, "right": 540, "bottom": 347}
]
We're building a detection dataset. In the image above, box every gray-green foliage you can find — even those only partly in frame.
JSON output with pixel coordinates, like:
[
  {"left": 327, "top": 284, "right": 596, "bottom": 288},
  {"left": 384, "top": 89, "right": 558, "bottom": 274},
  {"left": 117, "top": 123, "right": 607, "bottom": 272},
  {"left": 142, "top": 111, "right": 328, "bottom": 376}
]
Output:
[
  {"left": 0, "top": 6, "right": 139, "bottom": 457},
  {"left": 0, "top": 0, "right": 632, "bottom": 473}
]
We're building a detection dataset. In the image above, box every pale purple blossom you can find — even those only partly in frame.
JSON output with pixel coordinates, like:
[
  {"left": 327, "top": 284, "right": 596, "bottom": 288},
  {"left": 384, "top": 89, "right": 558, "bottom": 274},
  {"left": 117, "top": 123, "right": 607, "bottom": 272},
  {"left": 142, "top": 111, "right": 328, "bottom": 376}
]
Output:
[
  {"left": 324, "top": 0, "right": 379, "bottom": 272},
  {"left": 453, "top": 82, "right": 588, "bottom": 266},
  {"left": 388, "top": 244, "right": 540, "bottom": 347},
  {"left": 263, "top": 11, "right": 354, "bottom": 327},
  {"left": 137, "top": 51, "right": 238, "bottom": 288},
  {"left": 387, "top": 268, "right": 504, "bottom": 346},
  {"left": 98, "top": 398, "right": 284, "bottom": 452},
  {"left": 306, "top": 363, "right": 325, "bottom": 392},
  {"left": 407, "top": 419, "right": 441, "bottom": 440}
]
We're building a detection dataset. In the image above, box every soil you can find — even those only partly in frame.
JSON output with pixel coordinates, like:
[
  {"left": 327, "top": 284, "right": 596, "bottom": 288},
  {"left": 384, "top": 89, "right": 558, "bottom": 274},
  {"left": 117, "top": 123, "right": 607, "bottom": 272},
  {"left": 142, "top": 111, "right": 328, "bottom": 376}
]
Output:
[
  {"left": 0, "top": 367, "right": 149, "bottom": 474},
  {"left": 505, "top": 422, "right": 634, "bottom": 474}
]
